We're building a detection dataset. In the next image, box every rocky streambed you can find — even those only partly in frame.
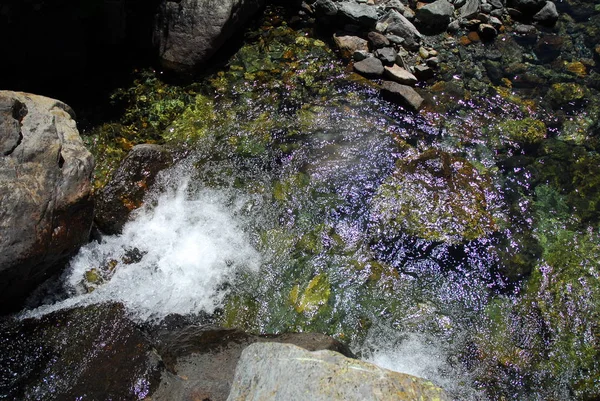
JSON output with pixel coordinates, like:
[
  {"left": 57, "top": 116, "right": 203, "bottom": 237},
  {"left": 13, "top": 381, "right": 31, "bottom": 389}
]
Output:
[{"left": 2, "top": 0, "right": 600, "bottom": 400}]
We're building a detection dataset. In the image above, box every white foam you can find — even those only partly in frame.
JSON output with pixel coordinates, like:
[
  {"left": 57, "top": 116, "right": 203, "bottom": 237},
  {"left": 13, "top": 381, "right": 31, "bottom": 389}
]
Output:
[
  {"left": 24, "top": 176, "right": 260, "bottom": 322},
  {"left": 359, "top": 326, "right": 482, "bottom": 400}
]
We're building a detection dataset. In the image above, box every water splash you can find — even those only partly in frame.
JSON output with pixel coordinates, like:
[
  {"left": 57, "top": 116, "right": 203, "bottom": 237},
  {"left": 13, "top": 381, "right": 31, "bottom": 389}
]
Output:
[
  {"left": 23, "top": 173, "right": 261, "bottom": 322},
  {"left": 359, "top": 325, "right": 483, "bottom": 400}
]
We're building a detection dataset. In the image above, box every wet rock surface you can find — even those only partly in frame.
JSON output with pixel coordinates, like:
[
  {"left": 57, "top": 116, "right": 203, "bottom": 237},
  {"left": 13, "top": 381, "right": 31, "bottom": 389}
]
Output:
[
  {"left": 380, "top": 81, "right": 424, "bottom": 110},
  {"left": 371, "top": 150, "right": 497, "bottom": 243},
  {"left": 0, "top": 305, "right": 355, "bottom": 401},
  {"left": 0, "top": 304, "right": 162, "bottom": 400},
  {"left": 95, "top": 144, "right": 173, "bottom": 235},
  {"left": 2, "top": 1, "right": 600, "bottom": 400},
  {"left": 0, "top": 91, "right": 94, "bottom": 315}
]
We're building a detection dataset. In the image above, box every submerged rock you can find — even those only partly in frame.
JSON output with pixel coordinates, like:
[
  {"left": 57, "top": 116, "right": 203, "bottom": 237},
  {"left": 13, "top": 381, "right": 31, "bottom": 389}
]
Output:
[
  {"left": 95, "top": 144, "right": 173, "bottom": 235},
  {"left": 227, "top": 342, "right": 451, "bottom": 400},
  {"left": 0, "top": 91, "right": 94, "bottom": 315},
  {"left": 371, "top": 150, "right": 497, "bottom": 243},
  {"left": 154, "top": 0, "right": 265, "bottom": 72},
  {"left": 476, "top": 187, "right": 600, "bottom": 399}
]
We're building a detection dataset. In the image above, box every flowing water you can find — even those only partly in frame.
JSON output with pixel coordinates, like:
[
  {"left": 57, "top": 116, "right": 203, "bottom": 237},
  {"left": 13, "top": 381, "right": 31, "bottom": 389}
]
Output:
[{"left": 4, "top": 4, "right": 600, "bottom": 400}]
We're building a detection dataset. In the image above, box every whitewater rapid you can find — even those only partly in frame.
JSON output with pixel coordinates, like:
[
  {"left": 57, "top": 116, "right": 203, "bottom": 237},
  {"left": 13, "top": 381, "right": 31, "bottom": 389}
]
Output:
[{"left": 23, "top": 173, "right": 261, "bottom": 322}]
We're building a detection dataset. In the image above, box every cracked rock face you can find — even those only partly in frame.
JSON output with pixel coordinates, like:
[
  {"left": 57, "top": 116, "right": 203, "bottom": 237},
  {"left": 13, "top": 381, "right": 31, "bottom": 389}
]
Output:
[{"left": 0, "top": 91, "right": 94, "bottom": 314}]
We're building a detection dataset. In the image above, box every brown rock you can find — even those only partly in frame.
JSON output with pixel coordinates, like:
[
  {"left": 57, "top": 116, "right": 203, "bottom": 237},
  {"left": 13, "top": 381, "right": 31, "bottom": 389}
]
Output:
[
  {"left": 333, "top": 34, "right": 369, "bottom": 59},
  {"left": 95, "top": 144, "right": 173, "bottom": 235},
  {"left": 381, "top": 81, "right": 424, "bottom": 110},
  {"left": 384, "top": 64, "right": 418, "bottom": 85}
]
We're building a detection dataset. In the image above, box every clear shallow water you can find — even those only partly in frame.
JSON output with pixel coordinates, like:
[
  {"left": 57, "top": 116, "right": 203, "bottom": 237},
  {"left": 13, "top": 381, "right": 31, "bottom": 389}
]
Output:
[{"left": 11, "top": 7, "right": 600, "bottom": 400}]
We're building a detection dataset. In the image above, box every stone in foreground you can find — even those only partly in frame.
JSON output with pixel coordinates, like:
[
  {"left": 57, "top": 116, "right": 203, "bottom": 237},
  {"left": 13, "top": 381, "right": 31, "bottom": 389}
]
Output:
[
  {"left": 151, "top": 328, "right": 353, "bottom": 401},
  {"left": 0, "top": 91, "right": 94, "bottom": 314},
  {"left": 227, "top": 342, "right": 450, "bottom": 401},
  {"left": 381, "top": 81, "right": 424, "bottom": 110}
]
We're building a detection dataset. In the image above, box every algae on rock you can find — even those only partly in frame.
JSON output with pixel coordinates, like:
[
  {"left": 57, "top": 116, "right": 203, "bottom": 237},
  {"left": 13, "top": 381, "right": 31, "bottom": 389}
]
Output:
[{"left": 371, "top": 149, "right": 498, "bottom": 244}]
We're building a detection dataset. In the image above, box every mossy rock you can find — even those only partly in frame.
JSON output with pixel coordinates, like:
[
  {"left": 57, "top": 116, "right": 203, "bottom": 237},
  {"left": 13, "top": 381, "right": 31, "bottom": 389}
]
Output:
[
  {"left": 163, "top": 94, "right": 217, "bottom": 144},
  {"left": 289, "top": 273, "right": 331, "bottom": 317},
  {"left": 371, "top": 149, "right": 498, "bottom": 244},
  {"left": 273, "top": 172, "right": 311, "bottom": 202},
  {"left": 474, "top": 187, "right": 600, "bottom": 399},
  {"left": 221, "top": 294, "right": 261, "bottom": 331},
  {"left": 493, "top": 117, "right": 547, "bottom": 146},
  {"left": 546, "top": 82, "right": 588, "bottom": 108}
]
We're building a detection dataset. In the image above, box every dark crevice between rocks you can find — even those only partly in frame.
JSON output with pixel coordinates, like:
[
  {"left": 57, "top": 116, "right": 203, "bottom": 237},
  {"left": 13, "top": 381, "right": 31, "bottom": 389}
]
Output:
[
  {"left": 2, "top": 132, "right": 22, "bottom": 157},
  {"left": 2, "top": 99, "right": 27, "bottom": 156}
]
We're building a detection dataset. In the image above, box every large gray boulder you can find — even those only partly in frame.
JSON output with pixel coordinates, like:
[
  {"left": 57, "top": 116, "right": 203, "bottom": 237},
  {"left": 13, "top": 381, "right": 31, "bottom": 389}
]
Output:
[
  {"left": 0, "top": 91, "right": 94, "bottom": 314},
  {"left": 337, "top": 2, "right": 379, "bottom": 28},
  {"left": 227, "top": 342, "right": 451, "bottom": 401},
  {"left": 379, "top": 10, "right": 422, "bottom": 50},
  {"left": 154, "top": 0, "right": 265, "bottom": 72},
  {"left": 416, "top": 0, "right": 455, "bottom": 33}
]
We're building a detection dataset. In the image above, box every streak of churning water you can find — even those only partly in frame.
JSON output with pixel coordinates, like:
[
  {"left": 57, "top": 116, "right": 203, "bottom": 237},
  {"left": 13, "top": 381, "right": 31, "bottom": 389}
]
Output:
[
  {"left": 359, "top": 325, "right": 484, "bottom": 400},
  {"left": 23, "top": 170, "right": 261, "bottom": 322}
]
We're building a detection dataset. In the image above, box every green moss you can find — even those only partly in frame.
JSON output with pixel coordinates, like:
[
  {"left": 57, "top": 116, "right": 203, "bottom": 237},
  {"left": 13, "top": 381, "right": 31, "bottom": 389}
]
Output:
[
  {"left": 163, "top": 95, "right": 217, "bottom": 144},
  {"left": 475, "top": 186, "right": 600, "bottom": 399},
  {"left": 82, "top": 69, "right": 202, "bottom": 190},
  {"left": 110, "top": 69, "right": 199, "bottom": 138},
  {"left": 290, "top": 273, "right": 331, "bottom": 316},
  {"left": 83, "top": 123, "right": 132, "bottom": 190},
  {"left": 494, "top": 117, "right": 547, "bottom": 145},
  {"left": 273, "top": 172, "right": 311, "bottom": 202},
  {"left": 221, "top": 294, "right": 260, "bottom": 331},
  {"left": 546, "top": 82, "right": 588, "bottom": 108}
]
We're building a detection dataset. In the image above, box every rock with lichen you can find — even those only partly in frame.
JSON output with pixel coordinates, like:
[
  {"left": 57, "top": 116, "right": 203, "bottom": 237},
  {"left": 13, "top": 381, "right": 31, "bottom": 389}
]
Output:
[{"left": 0, "top": 91, "right": 94, "bottom": 315}]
